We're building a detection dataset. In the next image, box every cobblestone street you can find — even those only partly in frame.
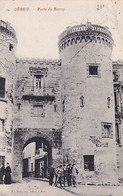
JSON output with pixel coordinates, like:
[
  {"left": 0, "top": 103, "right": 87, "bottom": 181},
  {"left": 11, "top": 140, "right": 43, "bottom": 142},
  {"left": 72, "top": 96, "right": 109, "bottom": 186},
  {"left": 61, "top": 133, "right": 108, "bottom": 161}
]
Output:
[{"left": 0, "top": 179, "right": 123, "bottom": 196}]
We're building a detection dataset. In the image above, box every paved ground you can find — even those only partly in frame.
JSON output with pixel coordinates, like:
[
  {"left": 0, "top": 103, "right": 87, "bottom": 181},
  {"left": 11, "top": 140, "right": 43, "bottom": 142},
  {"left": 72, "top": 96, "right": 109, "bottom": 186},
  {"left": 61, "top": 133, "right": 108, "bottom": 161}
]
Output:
[
  {"left": 63, "top": 184, "right": 123, "bottom": 196},
  {"left": 0, "top": 179, "right": 123, "bottom": 196},
  {"left": 0, "top": 179, "right": 72, "bottom": 196}
]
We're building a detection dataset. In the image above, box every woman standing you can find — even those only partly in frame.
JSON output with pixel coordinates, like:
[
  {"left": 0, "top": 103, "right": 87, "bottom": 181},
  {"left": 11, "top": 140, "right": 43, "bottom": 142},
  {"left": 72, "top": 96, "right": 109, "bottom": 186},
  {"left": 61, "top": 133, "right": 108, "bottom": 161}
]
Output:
[{"left": 4, "top": 162, "right": 11, "bottom": 184}]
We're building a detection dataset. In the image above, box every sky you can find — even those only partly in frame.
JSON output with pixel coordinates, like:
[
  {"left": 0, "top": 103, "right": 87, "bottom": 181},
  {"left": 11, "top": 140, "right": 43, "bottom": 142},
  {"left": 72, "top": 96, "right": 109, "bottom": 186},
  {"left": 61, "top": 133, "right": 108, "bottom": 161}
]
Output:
[{"left": 0, "top": 0, "right": 123, "bottom": 61}]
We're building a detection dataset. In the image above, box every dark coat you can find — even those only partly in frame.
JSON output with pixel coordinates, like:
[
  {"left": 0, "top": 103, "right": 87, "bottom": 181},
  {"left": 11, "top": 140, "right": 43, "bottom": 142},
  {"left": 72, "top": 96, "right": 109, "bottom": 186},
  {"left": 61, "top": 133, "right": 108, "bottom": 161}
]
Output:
[{"left": 4, "top": 166, "right": 11, "bottom": 184}]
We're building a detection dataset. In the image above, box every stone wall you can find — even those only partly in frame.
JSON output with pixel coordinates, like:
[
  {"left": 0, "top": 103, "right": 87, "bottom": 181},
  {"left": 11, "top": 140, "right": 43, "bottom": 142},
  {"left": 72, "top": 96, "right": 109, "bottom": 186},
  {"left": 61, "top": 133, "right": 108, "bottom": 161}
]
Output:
[
  {"left": 59, "top": 23, "right": 118, "bottom": 185},
  {"left": 14, "top": 59, "right": 62, "bottom": 129},
  {"left": 12, "top": 128, "right": 62, "bottom": 182},
  {"left": 0, "top": 20, "right": 17, "bottom": 166},
  {"left": 113, "top": 61, "right": 123, "bottom": 179},
  {"left": 0, "top": 20, "right": 122, "bottom": 184},
  {"left": 12, "top": 58, "right": 62, "bottom": 181}
]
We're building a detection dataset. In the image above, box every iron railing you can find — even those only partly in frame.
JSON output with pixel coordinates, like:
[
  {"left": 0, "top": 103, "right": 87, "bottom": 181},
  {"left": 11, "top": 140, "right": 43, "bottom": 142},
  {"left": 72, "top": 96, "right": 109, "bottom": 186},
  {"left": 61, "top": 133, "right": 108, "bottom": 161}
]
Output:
[{"left": 23, "top": 86, "right": 54, "bottom": 96}]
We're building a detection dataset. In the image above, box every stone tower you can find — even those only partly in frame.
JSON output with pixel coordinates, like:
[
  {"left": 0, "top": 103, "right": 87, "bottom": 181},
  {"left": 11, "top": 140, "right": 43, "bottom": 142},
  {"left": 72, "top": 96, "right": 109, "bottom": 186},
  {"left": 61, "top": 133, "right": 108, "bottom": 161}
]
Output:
[
  {"left": 0, "top": 20, "right": 17, "bottom": 166},
  {"left": 58, "top": 22, "right": 118, "bottom": 184}
]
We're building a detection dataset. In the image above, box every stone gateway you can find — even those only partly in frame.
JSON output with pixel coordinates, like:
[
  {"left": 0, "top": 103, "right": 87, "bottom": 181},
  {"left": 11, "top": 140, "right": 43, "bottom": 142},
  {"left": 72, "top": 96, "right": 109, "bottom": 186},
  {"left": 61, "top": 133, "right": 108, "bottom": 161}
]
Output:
[{"left": 0, "top": 20, "right": 123, "bottom": 185}]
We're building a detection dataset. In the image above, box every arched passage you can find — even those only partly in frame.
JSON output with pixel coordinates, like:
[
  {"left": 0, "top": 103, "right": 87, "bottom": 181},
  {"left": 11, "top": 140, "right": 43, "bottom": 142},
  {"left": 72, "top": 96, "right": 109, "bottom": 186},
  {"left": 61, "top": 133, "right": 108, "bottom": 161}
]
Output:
[
  {"left": 22, "top": 137, "right": 52, "bottom": 178},
  {"left": 12, "top": 129, "right": 57, "bottom": 183},
  {"left": 12, "top": 128, "right": 62, "bottom": 182}
]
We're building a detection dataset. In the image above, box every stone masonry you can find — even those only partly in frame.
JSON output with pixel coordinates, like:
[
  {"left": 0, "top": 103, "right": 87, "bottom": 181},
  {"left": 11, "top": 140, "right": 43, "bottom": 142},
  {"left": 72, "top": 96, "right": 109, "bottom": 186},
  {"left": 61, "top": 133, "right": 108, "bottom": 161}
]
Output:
[
  {"left": 12, "top": 58, "right": 62, "bottom": 182},
  {"left": 58, "top": 23, "right": 118, "bottom": 185},
  {"left": 0, "top": 20, "right": 17, "bottom": 167},
  {"left": 0, "top": 20, "right": 122, "bottom": 184}
]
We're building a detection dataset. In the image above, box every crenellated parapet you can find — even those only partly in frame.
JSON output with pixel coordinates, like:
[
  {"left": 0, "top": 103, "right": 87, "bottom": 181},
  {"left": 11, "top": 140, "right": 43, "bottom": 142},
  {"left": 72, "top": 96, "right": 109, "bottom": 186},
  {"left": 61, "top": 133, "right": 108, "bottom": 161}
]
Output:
[
  {"left": 16, "top": 58, "right": 61, "bottom": 66},
  {"left": 58, "top": 22, "right": 113, "bottom": 52},
  {"left": 0, "top": 20, "right": 17, "bottom": 42}
]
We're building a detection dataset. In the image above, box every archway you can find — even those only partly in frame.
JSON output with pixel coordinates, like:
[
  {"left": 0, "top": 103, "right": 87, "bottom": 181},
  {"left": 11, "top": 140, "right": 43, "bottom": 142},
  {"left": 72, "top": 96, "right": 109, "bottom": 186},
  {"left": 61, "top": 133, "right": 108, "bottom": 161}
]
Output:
[
  {"left": 22, "top": 137, "right": 52, "bottom": 179},
  {"left": 12, "top": 128, "right": 62, "bottom": 183}
]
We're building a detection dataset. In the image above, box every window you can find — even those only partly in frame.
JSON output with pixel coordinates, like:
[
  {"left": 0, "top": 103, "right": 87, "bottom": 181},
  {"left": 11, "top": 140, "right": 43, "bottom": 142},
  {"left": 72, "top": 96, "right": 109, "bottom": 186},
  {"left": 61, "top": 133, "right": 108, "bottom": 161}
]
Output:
[
  {"left": 31, "top": 163, "right": 33, "bottom": 171},
  {"left": 34, "top": 75, "right": 44, "bottom": 95},
  {"left": 113, "top": 71, "right": 119, "bottom": 82},
  {"left": 102, "top": 122, "right": 113, "bottom": 138},
  {"left": 0, "top": 77, "right": 5, "bottom": 98},
  {"left": 1, "top": 21, "right": 7, "bottom": 28},
  {"left": 0, "top": 119, "right": 4, "bottom": 132},
  {"left": 33, "top": 105, "right": 44, "bottom": 116},
  {"left": 80, "top": 96, "right": 84, "bottom": 107},
  {"left": 84, "top": 155, "right": 94, "bottom": 171},
  {"left": 114, "top": 91, "right": 119, "bottom": 112},
  {"left": 87, "top": 63, "right": 101, "bottom": 77},
  {"left": 89, "top": 66, "right": 98, "bottom": 75},
  {"left": 115, "top": 123, "right": 121, "bottom": 144},
  {"left": 17, "top": 103, "right": 21, "bottom": 110},
  {"left": 9, "top": 44, "right": 13, "bottom": 51},
  {"left": 54, "top": 104, "right": 57, "bottom": 112},
  {"left": 107, "top": 97, "right": 111, "bottom": 108},
  {"left": 35, "top": 75, "right": 43, "bottom": 89},
  {"left": 0, "top": 156, "right": 5, "bottom": 167},
  {"left": 63, "top": 99, "right": 65, "bottom": 112}
]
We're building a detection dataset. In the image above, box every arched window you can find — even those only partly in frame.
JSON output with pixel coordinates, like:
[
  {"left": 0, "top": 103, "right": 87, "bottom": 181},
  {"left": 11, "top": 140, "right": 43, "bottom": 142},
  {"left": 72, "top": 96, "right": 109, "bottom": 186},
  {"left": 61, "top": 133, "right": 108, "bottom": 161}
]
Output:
[
  {"left": 0, "top": 77, "right": 5, "bottom": 98},
  {"left": 107, "top": 97, "right": 111, "bottom": 108},
  {"left": 80, "top": 96, "right": 84, "bottom": 107}
]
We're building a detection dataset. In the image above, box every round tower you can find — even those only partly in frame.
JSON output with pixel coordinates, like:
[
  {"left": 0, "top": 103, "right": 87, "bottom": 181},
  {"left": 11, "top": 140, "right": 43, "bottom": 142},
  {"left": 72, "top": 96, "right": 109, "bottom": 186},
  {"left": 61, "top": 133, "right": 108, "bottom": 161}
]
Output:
[
  {"left": 58, "top": 22, "right": 118, "bottom": 184},
  {"left": 0, "top": 20, "right": 17, "bottom": 166}
]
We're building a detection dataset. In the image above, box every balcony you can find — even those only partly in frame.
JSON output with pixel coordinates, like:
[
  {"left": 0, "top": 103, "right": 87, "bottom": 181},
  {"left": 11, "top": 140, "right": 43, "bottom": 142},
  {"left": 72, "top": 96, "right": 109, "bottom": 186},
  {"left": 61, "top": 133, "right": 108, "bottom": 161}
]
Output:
[
  {"left": 35, "top": 148, "right": 47, "bottom": 159},
  {"left": 22, "top": 86, "right": 55, "bottom": 101}
]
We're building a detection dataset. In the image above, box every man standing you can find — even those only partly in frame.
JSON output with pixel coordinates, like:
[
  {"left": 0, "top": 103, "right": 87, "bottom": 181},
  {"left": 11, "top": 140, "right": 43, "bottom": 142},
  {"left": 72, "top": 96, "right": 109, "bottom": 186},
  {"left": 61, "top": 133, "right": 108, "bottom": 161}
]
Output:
[
  {"left": 56, "top": 165, "right": 63, "bottom": 187},
  {"left": 48, "top": 166, "right": 55, "bottom": 186},
  {"left": 71, "top": 164, "right": 78, "bottom": 187},
  {"left": 66, "top": 164, "right": 72, "bottom": 186}
]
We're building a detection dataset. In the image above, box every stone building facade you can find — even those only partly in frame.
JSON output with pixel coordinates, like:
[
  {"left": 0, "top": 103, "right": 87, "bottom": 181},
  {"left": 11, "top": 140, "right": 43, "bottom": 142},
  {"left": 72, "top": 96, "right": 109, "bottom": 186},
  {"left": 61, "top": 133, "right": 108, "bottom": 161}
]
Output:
[
  {"left": 0, "top": 20, "right": 122, "bottom": 184},
  {"left": 0, "top": 20, "right": 17, "bottom": 168},
  {"left": 113, "top": 61, "right": 123, "bottom": 180},
  {"left": 12, "top": 58, "right": 62, "bottom": 182}
]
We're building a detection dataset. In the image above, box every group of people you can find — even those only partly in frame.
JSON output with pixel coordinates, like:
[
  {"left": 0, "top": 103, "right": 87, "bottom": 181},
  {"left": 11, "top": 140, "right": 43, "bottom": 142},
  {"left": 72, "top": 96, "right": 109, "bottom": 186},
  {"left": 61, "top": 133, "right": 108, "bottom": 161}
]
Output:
[
  {"left": 48, "top": 163, "right": 79, "bottom": 187},
  {"left": 0, "top": 162, "right": 11, "bottom": 184}
]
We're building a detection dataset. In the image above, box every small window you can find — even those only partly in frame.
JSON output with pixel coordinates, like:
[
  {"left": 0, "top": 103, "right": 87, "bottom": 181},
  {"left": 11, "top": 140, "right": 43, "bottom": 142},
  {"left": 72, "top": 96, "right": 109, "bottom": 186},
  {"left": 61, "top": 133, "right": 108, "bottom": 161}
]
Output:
[
  {"left": 80, "top": 96, "right": 84, "bottom": 107},
  {"left": 0, "top": 156, "right": 5, "bottom": 167},
  {"left": 31, "top": 163, "right": 33, "bottom": 171},
  {"left": 33, "top": 105, "right": 44, "bottom": 116},
  {"left": 87, "top": 64, "right": 101, "bottom": 77},
  {"left": 84, "top": 155, "right": 94, "bottom": 171},
  {"left": 0, "top": 120, "right": 4, "bottom": 132},
  {"left": 115, "top": 123, "right": 121, "bottom": 144},
  {"left": 89, "top": 66, "right": 98, "bottom": 75},
  {"left": 17, "top": 103, "right": 21, "bottom": 110},
  {"left": 0, "top": 77, "right": 5, "bottom": 98},
  {"left": 54, "top": 104, "right": 57, "bottom": 112},
  {"left": 102, "top": 122, "right": 113, "bottom": 138},
  {"left": 107, "top": 97, "right": 111, "bottom": 108},
  {"left": 114, "top": 91, "right": 119, "bottom": 112},
  {"left": 9, "top": 44, "right": 13, "bottom": 51},
  {"left": 63, "top": 100, "right": 65, "bottom": 112}
]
